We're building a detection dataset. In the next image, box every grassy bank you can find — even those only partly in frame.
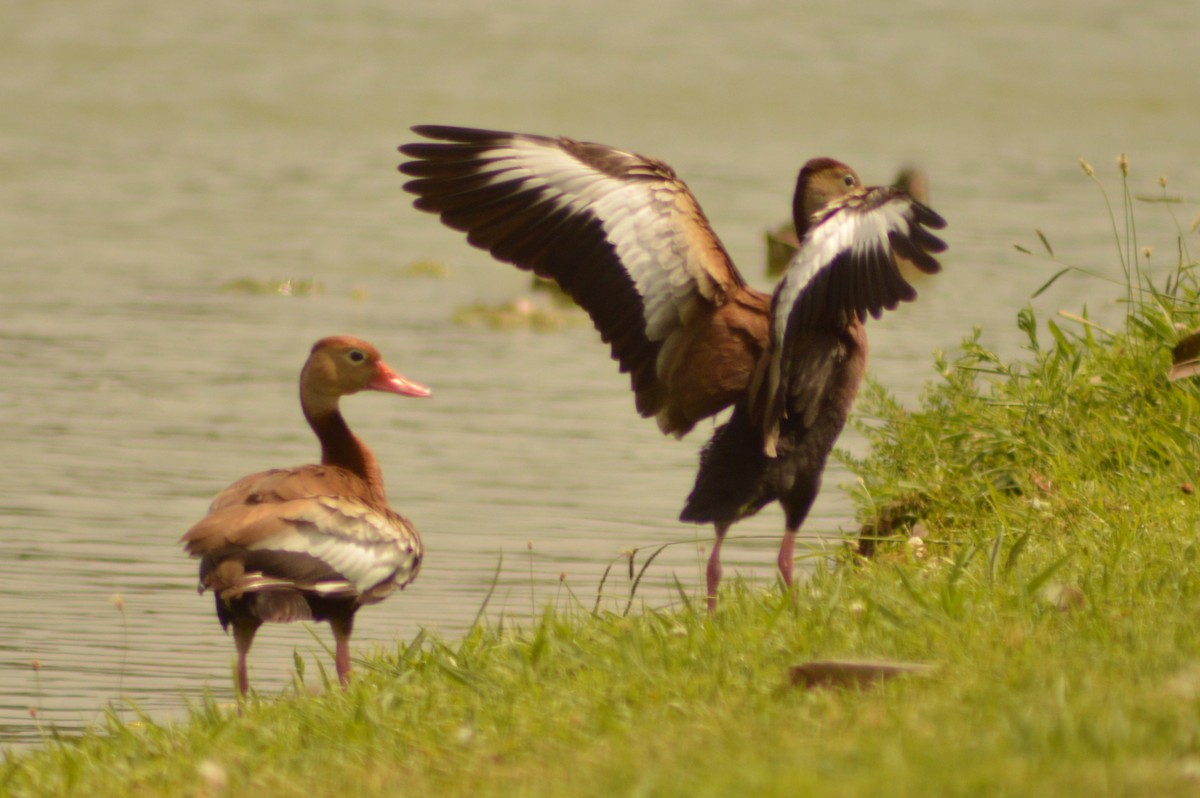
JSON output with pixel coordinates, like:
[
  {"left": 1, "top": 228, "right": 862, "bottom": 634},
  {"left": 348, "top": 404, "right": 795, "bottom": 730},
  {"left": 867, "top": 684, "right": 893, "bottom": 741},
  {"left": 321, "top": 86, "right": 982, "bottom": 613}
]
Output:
[{"left": 5, "top": 164, "right": 1200, "bottom": 797}]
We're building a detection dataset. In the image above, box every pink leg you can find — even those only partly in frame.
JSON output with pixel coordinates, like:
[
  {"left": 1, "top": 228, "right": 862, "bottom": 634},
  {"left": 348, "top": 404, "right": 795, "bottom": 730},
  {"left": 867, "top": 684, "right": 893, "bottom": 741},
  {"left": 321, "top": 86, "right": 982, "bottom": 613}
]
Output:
[
  {"left": 707, "top": 523, "right": 730, "bottom": 613},
  {"left": 330, "top": 616, "right": 354, "bottom": 688},
  {"left": 232, "top": 620, "right": 260, "bottom": 698},
  {"left": 777, "top": 528, "right": 797, "bottom": 591}
]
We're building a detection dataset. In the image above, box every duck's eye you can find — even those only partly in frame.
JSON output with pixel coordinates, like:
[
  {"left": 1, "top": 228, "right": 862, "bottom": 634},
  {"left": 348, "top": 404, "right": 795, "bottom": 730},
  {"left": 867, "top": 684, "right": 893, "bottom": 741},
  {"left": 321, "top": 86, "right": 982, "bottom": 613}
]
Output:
[
  {"left": 347, "top": 349, "right": 366, "bottom": 363},
  {"left": 842, "top": 173, "right": 856, "bottom": 187}
]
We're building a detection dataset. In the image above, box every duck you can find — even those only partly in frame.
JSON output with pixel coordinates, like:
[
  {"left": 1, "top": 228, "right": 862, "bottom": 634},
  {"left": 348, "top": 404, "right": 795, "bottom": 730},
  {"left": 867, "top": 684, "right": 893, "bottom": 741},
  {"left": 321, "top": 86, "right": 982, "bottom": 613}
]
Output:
[
  {"left": 181, "top": 335, "right": 430, "bottom": 695},
  {"left": 398, "top": 126, "right": 946, "bottom": 610}
]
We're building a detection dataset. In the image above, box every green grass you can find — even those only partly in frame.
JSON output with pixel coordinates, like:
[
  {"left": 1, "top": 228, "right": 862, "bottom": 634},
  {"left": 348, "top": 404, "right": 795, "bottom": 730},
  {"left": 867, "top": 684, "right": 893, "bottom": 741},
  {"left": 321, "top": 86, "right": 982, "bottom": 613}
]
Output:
[{"left": 5, "top": 162, "right": 1200, "bottom": 797}]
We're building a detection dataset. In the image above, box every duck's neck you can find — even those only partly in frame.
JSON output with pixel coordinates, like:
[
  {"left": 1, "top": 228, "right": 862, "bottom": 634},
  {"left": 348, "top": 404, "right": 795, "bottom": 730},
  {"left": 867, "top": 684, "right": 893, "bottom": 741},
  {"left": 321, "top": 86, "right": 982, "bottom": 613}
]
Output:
[
  {"left": 792, "top": 172, "right": 814, "bottom": 243},
  {"left": 303, "top": 394, "right": 387, "bottom": 502},
  {"left": 791, "top": 197, "right": 811, "bottom": 244}
]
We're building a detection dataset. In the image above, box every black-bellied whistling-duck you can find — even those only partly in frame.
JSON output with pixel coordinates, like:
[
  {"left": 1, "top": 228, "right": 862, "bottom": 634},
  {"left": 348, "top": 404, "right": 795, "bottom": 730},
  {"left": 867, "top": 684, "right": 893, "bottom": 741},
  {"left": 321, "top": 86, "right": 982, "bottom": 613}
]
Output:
[
  {"left": 181, "top": 335, "right": 430, "bottom": 695},
  {"left": 398, "top": 126, "right": 946, "bottom": 610}
]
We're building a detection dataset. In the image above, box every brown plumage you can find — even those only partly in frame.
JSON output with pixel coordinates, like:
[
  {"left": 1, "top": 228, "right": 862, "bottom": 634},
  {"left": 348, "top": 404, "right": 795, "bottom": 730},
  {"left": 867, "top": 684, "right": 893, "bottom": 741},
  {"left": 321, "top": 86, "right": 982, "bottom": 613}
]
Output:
[
  {"left": 399, "top": 126, "right": 946, "bottom": 610},
  {"left": 1170, "top": 328, "right": 1200, "bottom": 381},
  {"left": 181, "top": 336, "right": 430, "bottom": 695}
]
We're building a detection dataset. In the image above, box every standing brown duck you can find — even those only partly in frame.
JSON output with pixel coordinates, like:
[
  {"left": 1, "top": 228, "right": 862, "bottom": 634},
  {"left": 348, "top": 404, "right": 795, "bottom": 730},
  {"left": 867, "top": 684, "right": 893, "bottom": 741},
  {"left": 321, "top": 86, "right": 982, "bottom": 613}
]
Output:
[
  {"left": 181, "top": 336, "right": 430, "bottom": 695},
  {"left": 398, "top": 126, "right": 946, "bottom": 610}
]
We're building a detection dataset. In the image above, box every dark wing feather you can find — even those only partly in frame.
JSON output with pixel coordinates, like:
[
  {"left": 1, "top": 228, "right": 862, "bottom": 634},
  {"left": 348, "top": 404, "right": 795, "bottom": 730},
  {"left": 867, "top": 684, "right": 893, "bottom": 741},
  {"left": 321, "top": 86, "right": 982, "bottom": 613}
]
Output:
[
  {"left": 399, "top": 125, "right": 770, "bottom": 436},
  {"left": 760, "top": 186, "right": 947, "bottom": 452}
]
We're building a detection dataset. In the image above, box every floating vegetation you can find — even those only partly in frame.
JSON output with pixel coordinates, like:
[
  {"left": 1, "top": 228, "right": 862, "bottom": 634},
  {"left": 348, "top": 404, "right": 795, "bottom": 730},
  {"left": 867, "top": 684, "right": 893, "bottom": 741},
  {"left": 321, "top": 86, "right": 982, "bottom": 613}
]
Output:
[
  {"left": 764, "top": 222, "right": 800, "bottom": 278},
  {"left": 452, "top": 296, "right": 586, "bottom": 331},
  {"left": 529, "top": 276, "right": 578, "bottom": 306},
  {"left": 220, "top": 277, "right": 323, "bottom": 296},
  {"left": 401, "top": 259, "right": 450, "bottom": 278}
]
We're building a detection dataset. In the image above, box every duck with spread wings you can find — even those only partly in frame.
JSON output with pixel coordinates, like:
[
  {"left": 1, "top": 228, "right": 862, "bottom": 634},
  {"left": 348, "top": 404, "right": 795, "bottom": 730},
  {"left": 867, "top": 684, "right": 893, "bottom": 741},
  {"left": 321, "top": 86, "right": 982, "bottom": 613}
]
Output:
[{"left": 398, "top": 126, "right": 946, "bottom": 610}]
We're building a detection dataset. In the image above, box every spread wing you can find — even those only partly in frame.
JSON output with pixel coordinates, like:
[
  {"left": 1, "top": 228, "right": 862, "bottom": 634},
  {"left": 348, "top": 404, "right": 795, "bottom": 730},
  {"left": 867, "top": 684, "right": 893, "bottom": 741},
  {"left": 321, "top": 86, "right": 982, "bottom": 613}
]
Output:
[
  {"left": 181, "top": 465, "right": 421, "bottom": 600},
  {"left": 399, "top": 125, "right": 770, "bottom": 437},
  {"left": 761, "top": 186, "right": 947, "bottom": 450}
]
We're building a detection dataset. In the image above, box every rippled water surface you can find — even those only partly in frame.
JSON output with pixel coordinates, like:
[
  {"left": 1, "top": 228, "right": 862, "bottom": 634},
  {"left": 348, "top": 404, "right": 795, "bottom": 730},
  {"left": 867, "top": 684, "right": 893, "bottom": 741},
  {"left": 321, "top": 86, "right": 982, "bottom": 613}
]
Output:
[{"left": 2, "top": 0, "right": 1197, "bottom": 747}]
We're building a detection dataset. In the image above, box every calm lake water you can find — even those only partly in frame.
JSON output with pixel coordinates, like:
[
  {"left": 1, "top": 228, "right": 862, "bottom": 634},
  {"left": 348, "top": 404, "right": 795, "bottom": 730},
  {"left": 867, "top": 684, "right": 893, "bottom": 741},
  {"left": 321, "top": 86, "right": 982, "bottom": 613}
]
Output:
[{"left": 2, "top": 0, "right": 1197, "bottom": 748}]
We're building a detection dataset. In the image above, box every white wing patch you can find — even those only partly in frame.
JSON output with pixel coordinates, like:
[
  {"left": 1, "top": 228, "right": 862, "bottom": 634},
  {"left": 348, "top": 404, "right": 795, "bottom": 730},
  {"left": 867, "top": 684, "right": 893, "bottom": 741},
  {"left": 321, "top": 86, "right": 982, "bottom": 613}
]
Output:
[
  {"left": 760, "top": 191, "right": 921, "bottom": 455},
  {"left": 772, "top": 197, "right": 908, "bottom": 350},
  {"left": 484, "top": 137, "right": 707, "bottom": 342},
  {"left": 246, "top": 497, "right": 418, "bottom": 595}
]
